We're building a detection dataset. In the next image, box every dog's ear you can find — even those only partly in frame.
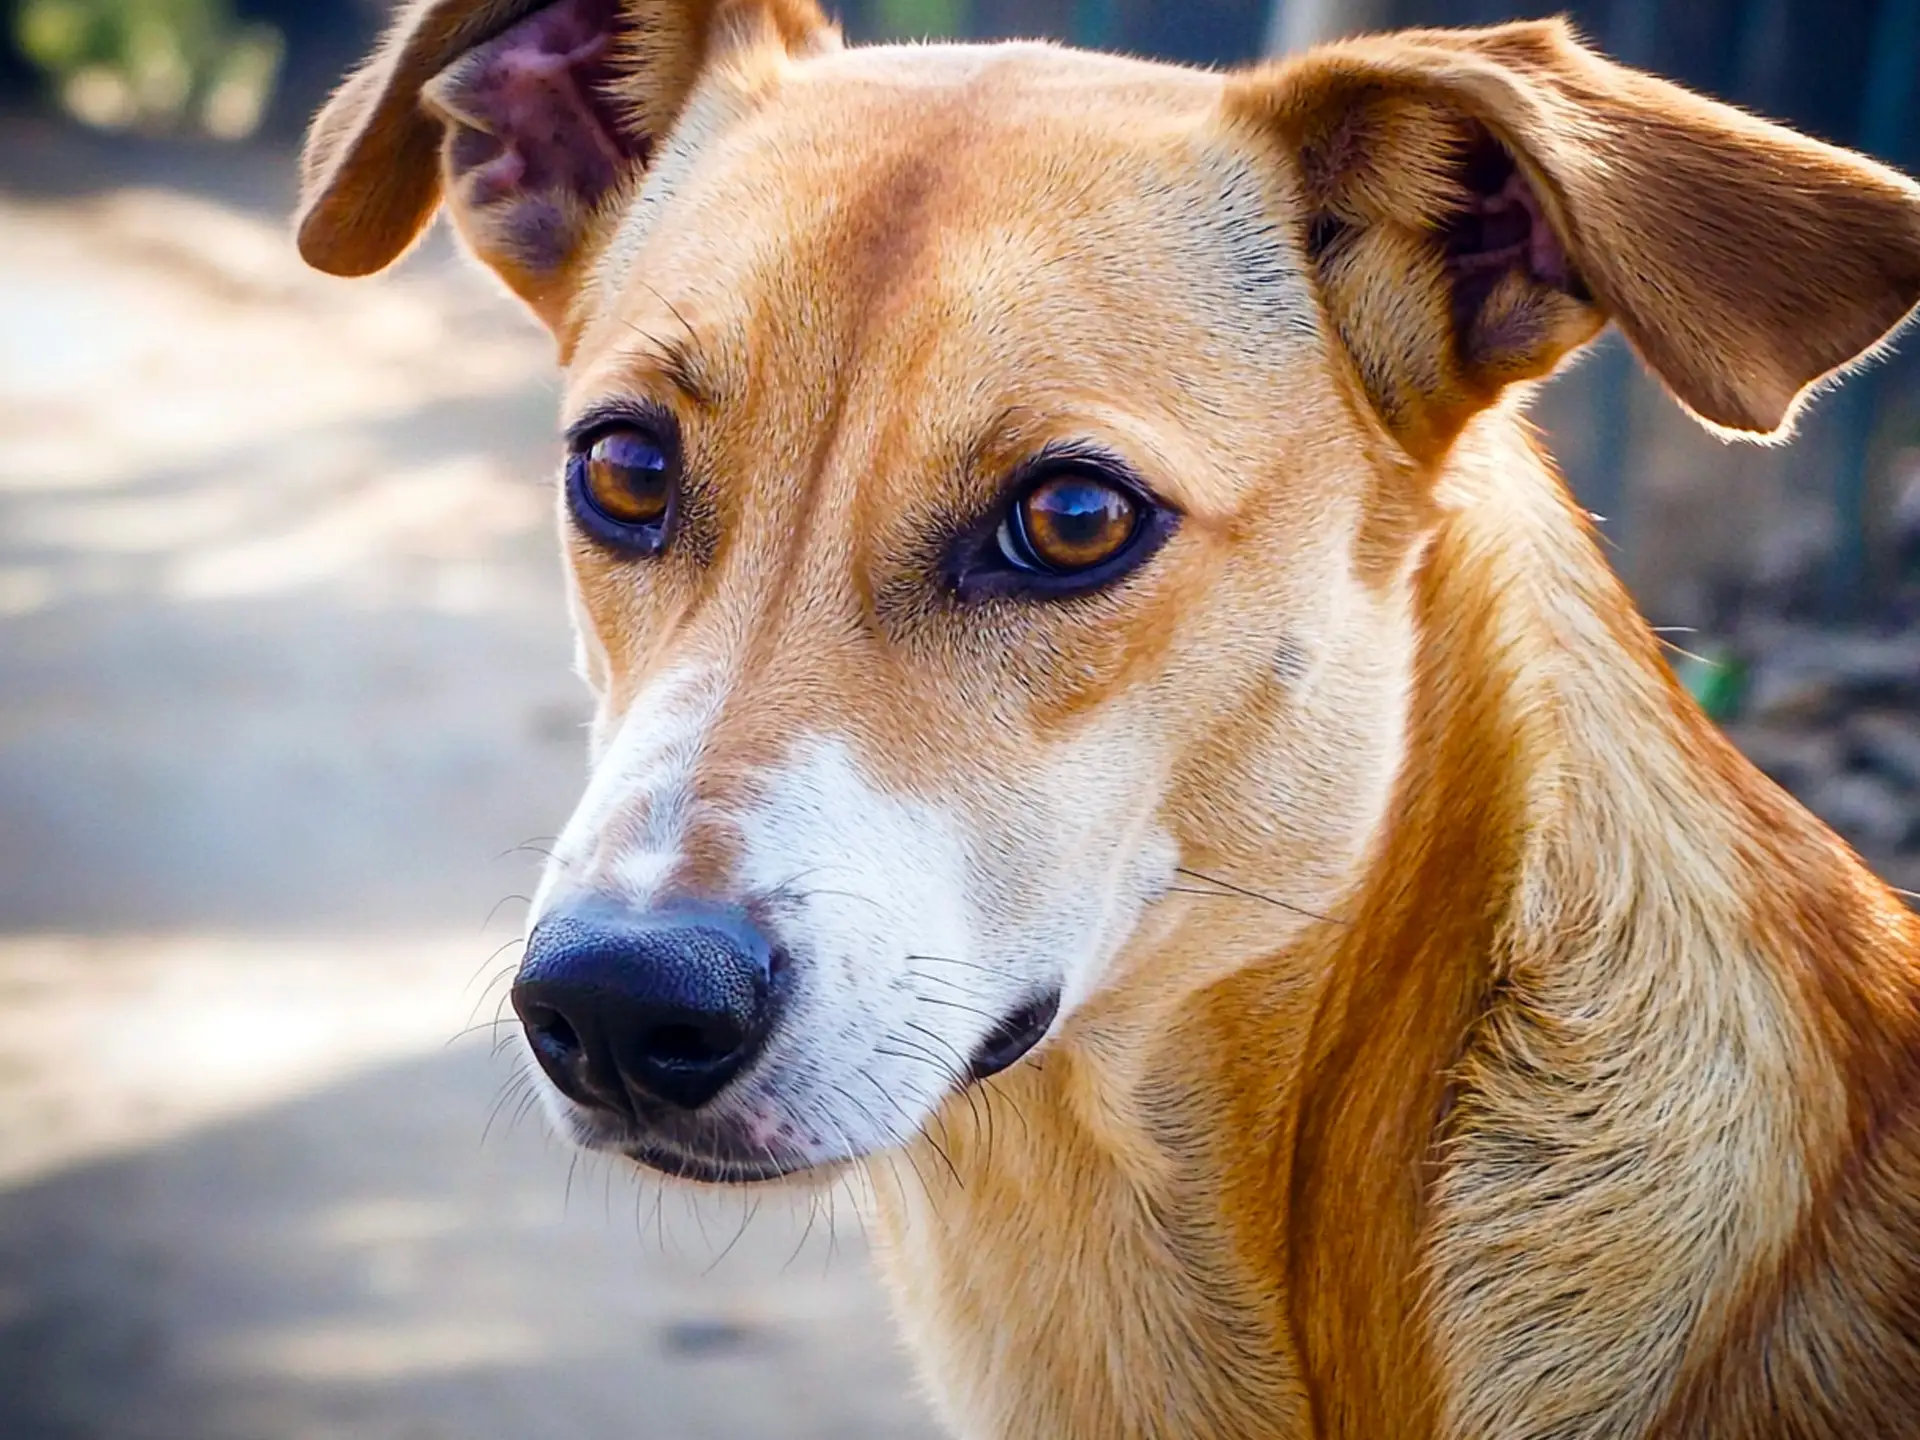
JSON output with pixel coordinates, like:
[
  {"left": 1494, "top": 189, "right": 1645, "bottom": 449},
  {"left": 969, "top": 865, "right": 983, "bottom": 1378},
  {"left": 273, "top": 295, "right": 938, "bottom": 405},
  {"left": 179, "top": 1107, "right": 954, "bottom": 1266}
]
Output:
[
  {"left": 296, "top": 0, "right": 831, "bottom": 325},
  {"left": 1230, "top": 19, "right": 1920, "bottom": 461}
]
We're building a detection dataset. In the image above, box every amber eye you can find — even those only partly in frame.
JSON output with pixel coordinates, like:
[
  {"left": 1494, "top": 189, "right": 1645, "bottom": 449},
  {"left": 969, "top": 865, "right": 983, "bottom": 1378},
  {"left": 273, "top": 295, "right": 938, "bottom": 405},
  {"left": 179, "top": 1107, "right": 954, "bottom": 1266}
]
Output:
[
  {"left": 567, "top": 423, "right": 677, "bottom": 551},
  {"left": 584, "top": 428, "right": 670, "bottom": 523},
  {"left": 1001, "top": 472, "right": 1141, "bottom": 574}
]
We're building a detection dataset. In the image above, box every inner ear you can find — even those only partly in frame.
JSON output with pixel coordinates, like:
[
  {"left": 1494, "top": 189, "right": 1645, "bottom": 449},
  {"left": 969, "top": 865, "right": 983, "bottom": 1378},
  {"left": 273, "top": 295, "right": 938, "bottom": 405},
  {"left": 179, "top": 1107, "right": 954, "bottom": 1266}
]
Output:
[
  {"left": 1440, "top": 126, "right": 1594, "bottom": 381},
  {"left": 1443, "top": 131, "right": 1578, "bottom": 328},
  {"left": 424, "top": 0, "right": 650, "bottom": 287},
  {"left": 1287, "top": 97, "right": 1609, "bottom": 463}
]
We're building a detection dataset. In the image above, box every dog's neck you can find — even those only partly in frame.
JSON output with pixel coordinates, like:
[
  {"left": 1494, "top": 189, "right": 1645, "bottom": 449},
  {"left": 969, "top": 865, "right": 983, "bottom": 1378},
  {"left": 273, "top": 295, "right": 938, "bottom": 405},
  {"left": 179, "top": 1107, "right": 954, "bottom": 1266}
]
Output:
[{"left": 868, "top": 409, "right": 1920, "bottom": 1439}]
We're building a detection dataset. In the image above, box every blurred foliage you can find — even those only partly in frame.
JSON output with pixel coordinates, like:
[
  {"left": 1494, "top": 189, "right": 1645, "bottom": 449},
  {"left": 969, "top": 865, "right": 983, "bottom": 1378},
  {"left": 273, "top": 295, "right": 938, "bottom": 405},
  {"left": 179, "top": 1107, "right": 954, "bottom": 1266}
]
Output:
[
  {"left": 1673, "top": 642, "right": 1750, "bottom": 722},
  {"left": 13, "top": 0, "right": 282, "bottom": 136},
  {"left": 870, "top": 0, "right": 968, "bottom": 38}
]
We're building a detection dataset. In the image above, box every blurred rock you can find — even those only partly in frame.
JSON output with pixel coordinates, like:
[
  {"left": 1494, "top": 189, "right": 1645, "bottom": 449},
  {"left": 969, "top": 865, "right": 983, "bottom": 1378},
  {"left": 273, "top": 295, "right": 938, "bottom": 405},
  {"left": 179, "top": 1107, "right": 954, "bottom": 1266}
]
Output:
[
  {"left": 1844, "top": 712, "right": 1920, "bottom": 796},
  {"left": 1802, "top": 772, "right": 1916, "bottom": 855},
  {"left": 1739, "top": 624, "right": 1920, "bottom": 723},
  {"left": 1716, "top": 612, "right": 1920, "bottom": 877},
  {"left": 1722, "top": 722, "right": 1843, "bottom": 796}
]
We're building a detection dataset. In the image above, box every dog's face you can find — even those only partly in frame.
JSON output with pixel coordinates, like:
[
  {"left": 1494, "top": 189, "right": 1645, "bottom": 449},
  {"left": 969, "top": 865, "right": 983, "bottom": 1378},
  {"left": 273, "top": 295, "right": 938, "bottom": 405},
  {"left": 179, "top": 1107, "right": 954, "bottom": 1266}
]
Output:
[
  {"left": 537, "top": 41, "right": 1418, "bottom": 1178},
  {"left": 299, "top": 1, "right": 1920, "bottom": 1181}
]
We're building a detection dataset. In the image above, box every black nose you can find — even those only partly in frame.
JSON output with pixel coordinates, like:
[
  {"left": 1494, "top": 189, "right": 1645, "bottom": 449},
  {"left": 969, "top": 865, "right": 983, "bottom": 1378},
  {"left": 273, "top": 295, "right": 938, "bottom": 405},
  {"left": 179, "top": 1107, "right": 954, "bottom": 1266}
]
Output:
[{"left": 512, "top": 900, "right": 777, "bottom": 1114}]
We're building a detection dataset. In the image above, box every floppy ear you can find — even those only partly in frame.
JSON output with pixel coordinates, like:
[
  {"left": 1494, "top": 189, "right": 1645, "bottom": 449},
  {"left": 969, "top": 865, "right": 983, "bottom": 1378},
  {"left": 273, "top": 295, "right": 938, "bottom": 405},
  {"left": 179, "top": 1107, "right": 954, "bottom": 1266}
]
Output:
[
  {"left": 1230, "top": 18, "right": 1920, "bottom": 461},
  {"left": 296, "top": 0, "right": 832, "bottom": 326}
]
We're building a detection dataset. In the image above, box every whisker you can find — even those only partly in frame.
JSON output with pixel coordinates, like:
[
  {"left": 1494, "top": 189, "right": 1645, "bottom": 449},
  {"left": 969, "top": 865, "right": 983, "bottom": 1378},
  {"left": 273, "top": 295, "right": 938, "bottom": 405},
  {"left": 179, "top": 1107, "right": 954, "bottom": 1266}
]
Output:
[
  {"left": 701, "top": 1192, "right": 762, "bottom": 1277},
  {"left": 480, "top": 894, "right": 532, "bottom": 931},
  {"left": 902, "top": 1020, "right": 971, "bottom": 1073},
  {"left": 978, "top": 1073, "right": 1032, "bottom": 1146},
  {"left": 894, "top": 1025, "right": 982, "bottom": 1173},
  {"left": 649, "top": 1182, "right": 669, "bottom": 1256},
  {"left": 906, "top": 991, "right": 1004, "bottom": 1023},
  {"left": 788, "top": 886, "right": 889, "bottom": 912},
  {"left": 868, "top": 1059, "right": 964, "bottom": 1190},
  {"left": 785, "top": 1188, "right": 822, "bottom": 1272},
  {"left": 464, "top": 935, "right": 526, "bottom": 994},
  {"left": 855, "top": 1073, "right": 936, "bottom": 1193},
  {"left": 904, "top": 953, "right": 999, "bottom": 976},
  {"left": 494, "top": 837, "right": 562, "bottom": 863},
  {"left": 1174, "top": 866, "right": 1345, "bottom": 926},
  {"left": 509, "top": 1083, "right": 545, "bottom": 1133},
  {"left": 443, "top": 1016, "right": 520, "bottom": 1045},
  {"left": 632, "top": 280, "right": 697, "bottom": 347},
  {"left": 824, "top": 1184, "right": 841, "bottom": 1278},
  {"left": 481, "top": 1068, "right": 535, "bottom": 1147},
  {"left": 835, "top": 1083, "right": 897, "bottom": 1150}
]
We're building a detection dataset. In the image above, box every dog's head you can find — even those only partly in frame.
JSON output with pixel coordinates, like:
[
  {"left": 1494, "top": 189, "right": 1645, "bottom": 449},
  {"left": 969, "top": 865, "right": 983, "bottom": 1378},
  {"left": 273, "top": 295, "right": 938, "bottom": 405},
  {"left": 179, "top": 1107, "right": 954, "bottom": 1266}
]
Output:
[{"left": 299, "top": 1, "right": 1920, "bottom": 1182}]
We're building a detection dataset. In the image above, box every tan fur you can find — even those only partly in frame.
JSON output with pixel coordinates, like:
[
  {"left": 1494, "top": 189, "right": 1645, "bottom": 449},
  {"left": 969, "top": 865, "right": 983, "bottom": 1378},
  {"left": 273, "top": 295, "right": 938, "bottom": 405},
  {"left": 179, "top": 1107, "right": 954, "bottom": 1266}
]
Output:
[{"left": 298, "top": 7, "right": 1920, "bottom": 1437}]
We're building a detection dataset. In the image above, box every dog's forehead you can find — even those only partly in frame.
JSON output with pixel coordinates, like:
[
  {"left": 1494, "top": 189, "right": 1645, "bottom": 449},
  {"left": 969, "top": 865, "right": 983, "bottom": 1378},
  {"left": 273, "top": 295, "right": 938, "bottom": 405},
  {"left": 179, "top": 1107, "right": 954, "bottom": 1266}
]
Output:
[
  {"left": 578, "top": 41, "right": 1315, "bottom": 373},
  {"left": 792, "top": 37, "right": 1222, "bottom": 104},
  {"left": 567, "top": 41, "right": 1322, "bottom": 524}
]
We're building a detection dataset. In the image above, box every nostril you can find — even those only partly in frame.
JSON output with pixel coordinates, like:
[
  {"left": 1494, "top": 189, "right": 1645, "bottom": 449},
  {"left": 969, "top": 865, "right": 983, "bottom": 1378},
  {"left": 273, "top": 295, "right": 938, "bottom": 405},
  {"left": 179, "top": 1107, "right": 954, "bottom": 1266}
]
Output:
[
  {"left": 515, "top": 995, "right": 638, "bottom": 1118},
  {"left": 640, "top": 1017, "right": 744, "bottom": 1068},
  {"left": 523, "top": 1002, "right": 580, "bottom": 1058}
]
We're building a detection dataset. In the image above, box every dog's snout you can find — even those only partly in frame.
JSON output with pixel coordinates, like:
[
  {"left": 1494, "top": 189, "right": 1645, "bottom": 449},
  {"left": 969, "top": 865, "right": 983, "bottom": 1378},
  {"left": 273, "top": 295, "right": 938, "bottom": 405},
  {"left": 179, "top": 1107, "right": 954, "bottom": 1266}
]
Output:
[{"left": 512, "top": 901, "right": 778, "bottom": 1114}]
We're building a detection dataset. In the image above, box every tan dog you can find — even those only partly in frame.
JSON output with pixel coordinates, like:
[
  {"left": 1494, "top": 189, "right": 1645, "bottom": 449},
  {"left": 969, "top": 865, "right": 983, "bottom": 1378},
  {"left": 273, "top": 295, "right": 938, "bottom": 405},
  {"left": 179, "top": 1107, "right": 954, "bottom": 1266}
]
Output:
[{"left": 297, "top": 4, "right": 1920, "bottom": 1435}]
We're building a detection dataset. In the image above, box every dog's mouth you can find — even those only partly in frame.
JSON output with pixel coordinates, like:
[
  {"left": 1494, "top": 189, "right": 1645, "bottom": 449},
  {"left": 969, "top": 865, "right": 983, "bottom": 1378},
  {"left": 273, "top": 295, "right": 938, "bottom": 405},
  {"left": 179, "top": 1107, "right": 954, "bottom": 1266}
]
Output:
[
  {"left": 565, "top": 1102, "right": 842, "bottom": 1186},
  {"left": 965, "top": 989, "right": 1061, "bottom": 1082},
  {"left": 563, "top": 988, "right": 1065, "bottom": 1187},
  {"left": 621, "top": 1137, "right": 827, "bottom": 1186}
]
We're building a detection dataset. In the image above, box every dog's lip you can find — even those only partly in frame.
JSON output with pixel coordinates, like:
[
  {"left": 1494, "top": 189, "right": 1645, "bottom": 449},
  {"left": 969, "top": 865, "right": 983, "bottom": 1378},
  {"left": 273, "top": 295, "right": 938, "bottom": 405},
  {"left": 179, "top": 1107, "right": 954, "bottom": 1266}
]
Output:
[
  {"left": 621, "top": 1137, "right": 839, "bottom": 1186},
  {"left": 966, "top": 989, "right": 1062, "bottom": 1083},
  {"left": 564, "top": 1104, "right": 843, "bottom": 1184}
]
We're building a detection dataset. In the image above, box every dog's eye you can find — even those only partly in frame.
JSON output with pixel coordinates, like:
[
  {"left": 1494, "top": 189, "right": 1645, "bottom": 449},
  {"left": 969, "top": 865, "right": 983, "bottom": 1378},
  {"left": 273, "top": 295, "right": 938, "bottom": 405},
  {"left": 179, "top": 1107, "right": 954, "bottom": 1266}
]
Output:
[
  {"left": 999, "top": 472, "right": 1141, "bottom": 574},
  {"left": 568, "top": 424, "right": 676, "bottom": 552},
  {"left": 947, "top": 448, "right": 1176, "bottom": 602}
]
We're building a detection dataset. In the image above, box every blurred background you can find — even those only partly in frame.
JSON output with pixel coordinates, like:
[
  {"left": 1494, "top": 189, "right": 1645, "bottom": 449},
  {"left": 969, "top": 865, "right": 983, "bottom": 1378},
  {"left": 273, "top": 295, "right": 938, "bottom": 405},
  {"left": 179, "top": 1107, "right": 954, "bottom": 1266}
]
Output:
[{"left": 0, "top": 1, "right": 1914, "bottom": 1436}]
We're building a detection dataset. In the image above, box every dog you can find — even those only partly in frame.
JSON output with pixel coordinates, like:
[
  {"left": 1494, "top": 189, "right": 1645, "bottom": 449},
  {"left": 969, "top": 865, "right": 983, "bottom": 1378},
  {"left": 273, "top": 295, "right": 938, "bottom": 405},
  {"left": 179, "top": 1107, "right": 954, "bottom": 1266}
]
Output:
[{"left": 295, "top": 3, "right": 1920, "bottom": 1435}]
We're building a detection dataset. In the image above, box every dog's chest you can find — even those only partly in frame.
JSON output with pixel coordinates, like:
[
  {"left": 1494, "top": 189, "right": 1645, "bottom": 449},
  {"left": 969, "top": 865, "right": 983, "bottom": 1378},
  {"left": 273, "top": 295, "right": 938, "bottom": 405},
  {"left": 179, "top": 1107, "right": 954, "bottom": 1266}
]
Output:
[{"left": 868, "top": 1116, "right": 1309, "bottom": 1439}]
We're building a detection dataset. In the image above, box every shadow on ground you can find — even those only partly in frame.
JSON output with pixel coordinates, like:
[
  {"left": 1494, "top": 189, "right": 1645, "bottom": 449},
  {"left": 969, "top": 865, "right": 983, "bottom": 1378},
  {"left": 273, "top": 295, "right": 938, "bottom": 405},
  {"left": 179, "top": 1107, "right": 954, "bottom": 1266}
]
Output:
[{"left": 0, "top": 1044, "right": 933, "bottom": 1440}]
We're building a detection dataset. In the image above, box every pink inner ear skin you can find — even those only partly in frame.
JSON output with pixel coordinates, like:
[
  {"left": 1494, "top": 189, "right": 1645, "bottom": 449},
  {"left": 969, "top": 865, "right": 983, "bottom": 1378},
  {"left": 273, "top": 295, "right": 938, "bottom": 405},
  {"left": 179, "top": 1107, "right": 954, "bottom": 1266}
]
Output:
[
  {"left": 1448, "top": 166, "right": 1569, "bottom": 290},
  {"left": 1439, "top": 130, "right": 1587, "bottom": 359},
  {"left": 433, "top": 0, "right": 648, "bottom": 264},
  {"left": 1480, "top": 169, "right": 1569, "bottom": 289}
]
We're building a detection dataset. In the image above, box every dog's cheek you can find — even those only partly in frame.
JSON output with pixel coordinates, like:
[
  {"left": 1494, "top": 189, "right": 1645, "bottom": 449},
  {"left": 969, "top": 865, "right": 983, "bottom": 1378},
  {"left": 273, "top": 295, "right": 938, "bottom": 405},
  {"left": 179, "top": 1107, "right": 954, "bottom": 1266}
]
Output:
[
  {"left": 957, "top": 710, "right": 1182, "bottom": 1014},
  {"left": 731, "top": 736, "right": 977, "bottom": 975}
]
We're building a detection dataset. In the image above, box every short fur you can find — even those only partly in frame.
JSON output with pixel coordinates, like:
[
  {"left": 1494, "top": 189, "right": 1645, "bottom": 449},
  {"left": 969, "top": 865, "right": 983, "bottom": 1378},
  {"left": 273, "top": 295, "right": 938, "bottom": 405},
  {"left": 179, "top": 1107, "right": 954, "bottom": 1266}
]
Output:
[{"left": 297, "top": 6, "right": 1920, "bottom": 1436}]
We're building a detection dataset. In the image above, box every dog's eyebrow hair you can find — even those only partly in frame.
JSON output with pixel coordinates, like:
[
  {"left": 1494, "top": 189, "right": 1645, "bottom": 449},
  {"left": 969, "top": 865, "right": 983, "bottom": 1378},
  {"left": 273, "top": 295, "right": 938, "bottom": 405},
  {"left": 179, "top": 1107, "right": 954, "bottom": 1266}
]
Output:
[
  {"left": 562, "top": 345, "right": 718, "bottom": 445},
  {"left": 614, "top": 322, "right": 715, "bottom": 407},
  {"left": 655, "top": 337, "right": 712, "bottom": 407},
  {"left": 958, "top": 405, "right": 1025, "bottom": 479}
]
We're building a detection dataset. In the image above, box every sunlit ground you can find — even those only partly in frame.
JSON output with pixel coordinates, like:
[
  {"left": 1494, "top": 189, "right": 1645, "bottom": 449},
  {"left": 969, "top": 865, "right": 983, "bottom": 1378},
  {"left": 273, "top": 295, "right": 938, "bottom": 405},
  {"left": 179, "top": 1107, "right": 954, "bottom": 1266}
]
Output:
[{"left": 0, "top": 120, "right": 936, "bottom": 1440}]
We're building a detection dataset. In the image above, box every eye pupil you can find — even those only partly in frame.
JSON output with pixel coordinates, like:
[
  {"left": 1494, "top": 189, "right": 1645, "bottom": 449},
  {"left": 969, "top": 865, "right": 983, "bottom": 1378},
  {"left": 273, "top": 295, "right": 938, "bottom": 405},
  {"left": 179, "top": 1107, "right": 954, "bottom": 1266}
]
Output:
[
  {"left": 1016, "top": 474, "right": 1138, "bottom": 572},
  {"left": 582, "top": 428, "right": 671, "bottom": 530}
]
